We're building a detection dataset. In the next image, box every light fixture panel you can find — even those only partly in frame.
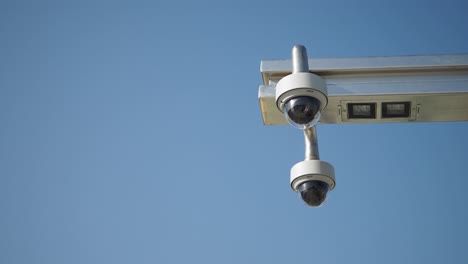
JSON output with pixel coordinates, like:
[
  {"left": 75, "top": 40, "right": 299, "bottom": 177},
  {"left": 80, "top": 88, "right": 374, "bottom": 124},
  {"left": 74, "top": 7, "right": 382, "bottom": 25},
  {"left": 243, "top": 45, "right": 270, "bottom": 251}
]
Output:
[
  {"left": 382, "top": 102, "right": 411, "bottom": 118},
  {"left": 348, "top": 103, "right": 376, "bottom": 119}
]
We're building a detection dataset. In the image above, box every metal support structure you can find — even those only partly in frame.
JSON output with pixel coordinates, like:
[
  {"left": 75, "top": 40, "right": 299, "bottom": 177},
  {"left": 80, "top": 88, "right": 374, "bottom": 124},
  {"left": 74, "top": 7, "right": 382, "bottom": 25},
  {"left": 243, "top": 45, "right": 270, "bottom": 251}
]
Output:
[
  {"left": 290, "top": 45, "right": 322, "bottom": 161},
  {"left": 259, "top": 54, "right": 468, "bottom": 125},
  {"left": 292, "top": 45, "right": 309, "bottom": 74},
  {"left": 304, "top": 127, "right": 320, "bottom": 160}
]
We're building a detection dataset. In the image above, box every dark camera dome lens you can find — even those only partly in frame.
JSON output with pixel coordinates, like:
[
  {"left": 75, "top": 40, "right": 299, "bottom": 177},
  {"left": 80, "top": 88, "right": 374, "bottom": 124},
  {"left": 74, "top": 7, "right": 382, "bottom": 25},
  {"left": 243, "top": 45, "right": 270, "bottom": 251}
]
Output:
[
  {"left": 297, "top": 180, "right": 329, "bottom": 207},
  {"left": 285, "top": 96, "right": 321, "bottom": 125}
]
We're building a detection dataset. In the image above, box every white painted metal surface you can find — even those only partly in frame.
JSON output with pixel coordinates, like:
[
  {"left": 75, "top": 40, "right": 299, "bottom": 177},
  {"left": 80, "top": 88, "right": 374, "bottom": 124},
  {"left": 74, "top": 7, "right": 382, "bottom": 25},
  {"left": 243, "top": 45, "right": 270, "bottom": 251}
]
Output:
[{"left": 258, "top": 54, "right": 468, "bottom": 125}]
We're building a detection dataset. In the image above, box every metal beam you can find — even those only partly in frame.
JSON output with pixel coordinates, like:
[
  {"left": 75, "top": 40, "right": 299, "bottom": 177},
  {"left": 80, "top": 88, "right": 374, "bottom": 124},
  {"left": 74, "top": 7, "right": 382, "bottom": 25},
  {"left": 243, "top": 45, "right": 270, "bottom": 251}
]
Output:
[{"left": 258, "top": 54, "right": 468, "bottom": 125}]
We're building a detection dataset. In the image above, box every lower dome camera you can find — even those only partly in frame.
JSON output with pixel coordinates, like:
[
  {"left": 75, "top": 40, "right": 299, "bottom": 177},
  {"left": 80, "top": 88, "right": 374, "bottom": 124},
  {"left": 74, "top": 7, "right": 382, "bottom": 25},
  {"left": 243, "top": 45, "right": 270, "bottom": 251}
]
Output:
[{"left": 297, "top": 181, "right": 329, "bottom": 207}]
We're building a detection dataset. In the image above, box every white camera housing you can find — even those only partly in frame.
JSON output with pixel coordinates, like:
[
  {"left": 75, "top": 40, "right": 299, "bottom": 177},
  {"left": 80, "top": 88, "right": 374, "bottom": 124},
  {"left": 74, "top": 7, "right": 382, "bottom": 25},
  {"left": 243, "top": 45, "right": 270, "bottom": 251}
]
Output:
[
  {"left": 275, "top": 72, "right": 328, "bottom": 113},
  {"left": 290, "top": 160, "right": 336, "bottom": 191}
]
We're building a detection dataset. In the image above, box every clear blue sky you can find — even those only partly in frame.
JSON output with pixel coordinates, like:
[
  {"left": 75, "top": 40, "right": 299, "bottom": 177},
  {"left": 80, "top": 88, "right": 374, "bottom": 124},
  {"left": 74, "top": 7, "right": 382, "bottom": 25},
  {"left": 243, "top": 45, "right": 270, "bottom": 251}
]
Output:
[{"left": 1, "top": 0, "right": 468, "bottom": 263}]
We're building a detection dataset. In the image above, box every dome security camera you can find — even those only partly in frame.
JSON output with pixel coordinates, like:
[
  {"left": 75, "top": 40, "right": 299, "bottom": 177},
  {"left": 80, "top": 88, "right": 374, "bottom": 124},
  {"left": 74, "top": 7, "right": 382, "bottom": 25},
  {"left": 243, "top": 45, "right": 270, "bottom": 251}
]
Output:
[
  {"left": 275, "top": 45, "right": 336, "bottom": 207},
  {"left": 275, "top": 73, "right": 328, "bottom": 129},
  {"left": 291, "top": 160, "right": 335, "bottom": 207},
  {"left": 275, "top": 46, "right": 328, "bottom": 129}
]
